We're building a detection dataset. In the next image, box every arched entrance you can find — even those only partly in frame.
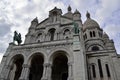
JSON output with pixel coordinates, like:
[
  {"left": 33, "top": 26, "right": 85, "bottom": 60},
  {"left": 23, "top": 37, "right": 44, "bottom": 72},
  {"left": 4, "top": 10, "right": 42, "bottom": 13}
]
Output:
[
  {"left": 9, "top": 54, "right": 24, "bottom": 80},
  {"left": 29, "top": 54, "right": 44, "bottom": 80},
  {"left": 52, "top": 53, "right": 68, "bottom": 80}
]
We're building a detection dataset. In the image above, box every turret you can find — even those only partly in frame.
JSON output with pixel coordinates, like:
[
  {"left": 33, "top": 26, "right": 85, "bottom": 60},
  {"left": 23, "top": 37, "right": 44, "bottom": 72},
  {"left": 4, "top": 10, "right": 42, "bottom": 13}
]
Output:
[
  {"left": 83, "top": 11, "right": 104, "bottom": 52},
  {"left": 30, "top": 17, "right": 38, "bottom": 28},
  {"left": 24, "top": 17, "right": 38, "bottom": 44},
  {"left": 49, "top": 7, "right": 62, "bottom": 22}
]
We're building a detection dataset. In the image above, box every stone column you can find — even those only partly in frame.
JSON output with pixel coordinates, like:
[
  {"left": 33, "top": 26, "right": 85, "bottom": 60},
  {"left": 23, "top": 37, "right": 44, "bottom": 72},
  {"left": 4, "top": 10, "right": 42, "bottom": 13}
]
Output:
[
  {"left": 68, "top": 62, "right": 73, "bottom": 80},
  {"left": 42, "top": 63, "right": 52, "bottom": 80},
  {"left": 46, "top": 63, "right": 52, "bottom": 80},
  {"left": 41, "top": 63, "right": 48, "bottom": 80},
  {"left": 0, "top": 65, "right": 12, "bottom": 80},
  {"left": 19, "top": 64, "right": 30, "bottom": 80}
]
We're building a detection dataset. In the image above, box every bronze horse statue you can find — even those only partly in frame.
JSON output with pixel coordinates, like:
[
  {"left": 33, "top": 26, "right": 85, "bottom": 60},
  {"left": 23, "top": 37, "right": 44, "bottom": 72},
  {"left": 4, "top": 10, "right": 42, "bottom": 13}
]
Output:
[{"left": 13, "top": 31, "right": 22, "bottom": 45}]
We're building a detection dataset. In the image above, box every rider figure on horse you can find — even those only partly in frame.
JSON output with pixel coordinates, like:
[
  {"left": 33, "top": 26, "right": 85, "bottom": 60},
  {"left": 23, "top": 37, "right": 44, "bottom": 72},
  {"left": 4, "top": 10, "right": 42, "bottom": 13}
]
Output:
[{"left": 13, "top": 31, "right": 22, "bottom": 45}]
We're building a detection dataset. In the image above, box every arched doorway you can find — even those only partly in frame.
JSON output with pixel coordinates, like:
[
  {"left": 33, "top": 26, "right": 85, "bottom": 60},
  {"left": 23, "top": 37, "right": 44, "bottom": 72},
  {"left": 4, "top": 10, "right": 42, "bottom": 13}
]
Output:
[
  {"left": 52, "top": 53, "right": 68, "bottom": 80},
  {"left": 9, "top": 54, "right": 24, "bottom": 80},
  {"left": 29, "top": 54, "right": 44, "bottom": 80}
]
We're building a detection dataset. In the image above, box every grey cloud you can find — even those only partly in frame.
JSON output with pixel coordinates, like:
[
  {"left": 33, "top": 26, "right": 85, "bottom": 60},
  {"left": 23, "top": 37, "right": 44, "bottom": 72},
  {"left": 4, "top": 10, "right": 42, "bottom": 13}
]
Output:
[
  {"left": 106, "top": 9, "right": 120, "bottom": 25},
  {"left": 0, "top": 18, "right": 11, "bottom": 36},
  {"left": 0, "top": 44, "right": 6, "bottom": 53},
  {"left": 0, "top": 34, "right": 12, "bottom": 53}
]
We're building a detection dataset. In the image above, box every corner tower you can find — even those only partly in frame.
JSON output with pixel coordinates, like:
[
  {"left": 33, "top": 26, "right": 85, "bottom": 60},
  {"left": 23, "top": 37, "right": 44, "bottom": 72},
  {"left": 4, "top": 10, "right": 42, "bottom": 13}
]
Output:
[
  {"left": 83, "top": 11, "right": 104, "bottom": 52},
  {"left": 83, "top": 12, "right": 120, "bottom": 80}
]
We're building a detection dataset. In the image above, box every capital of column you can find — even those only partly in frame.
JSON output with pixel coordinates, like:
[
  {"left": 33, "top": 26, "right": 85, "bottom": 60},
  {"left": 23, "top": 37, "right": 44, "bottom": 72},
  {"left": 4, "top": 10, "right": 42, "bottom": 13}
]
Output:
[
  {"left": 5, "top": 65, "right": 12, "bottom": 69},
  {"left": 67, "top": 77, "right": 74, "bottom": 80},
  {"left": 43, "top": 63, "right": 52, "bottom": 67},
  {"left": 68, "top": 62, "right": 73, "bottom": 66},
  {"left": 22, "top": 64, "right": 30, "bottom": 68}
]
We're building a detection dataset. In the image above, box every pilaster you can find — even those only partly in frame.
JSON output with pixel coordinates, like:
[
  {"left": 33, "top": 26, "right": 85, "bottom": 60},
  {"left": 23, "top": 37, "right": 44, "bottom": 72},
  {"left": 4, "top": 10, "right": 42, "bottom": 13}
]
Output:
[
  {"left": 73, "top": 34, "right": 87, "bottom": 80},
  {"left": 41, "top": 63, "right": 52, "bottom": 80},
  {"left": 19, "top": 64, "right": 30, "bottom": 80}
]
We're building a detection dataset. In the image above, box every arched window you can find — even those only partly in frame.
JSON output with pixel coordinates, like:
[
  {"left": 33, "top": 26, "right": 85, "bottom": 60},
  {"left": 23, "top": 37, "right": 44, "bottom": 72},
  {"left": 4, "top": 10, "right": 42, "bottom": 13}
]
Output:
[
  {"left": 98, "top": 59, "right": 103, "bottom": 78},
  {"left": 63, "top": 29, "right": 70, "bottom": 35},
  {"left": 90, "top": 31, "right": 92, "bottom": 37},
  {"left": 63, "top": 29, "right": 70, "bottom": 39},
  {"left": 37, "top": 33, "right": 42, "bottom": 42},
  {"left": 93, "top": 31, "right": 96, "bottom": 37},
  {"left": 92, "top": 46, "right": 99, "bottom": 51},
  {"left": 105, "top": 64, "right": 111, "bottom": 77},
  {"left": 52, "top": 11, "right": 58, "bottom": 22},
  {"left": 92, "top": 64, "right": 96, "bottom": 78},
  {"left": 48, "top": 28, "right": 56, "bottom": 41},
  {"left": 85, "top": 34, "right": 87, "bottom": 39}
]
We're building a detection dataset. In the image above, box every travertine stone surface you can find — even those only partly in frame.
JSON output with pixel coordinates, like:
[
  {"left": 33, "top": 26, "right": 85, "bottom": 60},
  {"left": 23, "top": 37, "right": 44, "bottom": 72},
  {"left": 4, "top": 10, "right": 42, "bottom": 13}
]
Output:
[{"left": 0, "top": 6, "right": 120, "bottom": 80}]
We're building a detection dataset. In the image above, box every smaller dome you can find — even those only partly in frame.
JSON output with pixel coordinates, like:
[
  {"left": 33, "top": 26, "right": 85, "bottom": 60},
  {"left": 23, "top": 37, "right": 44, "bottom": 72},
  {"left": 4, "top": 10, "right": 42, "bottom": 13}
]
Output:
[
  {"left": 63, "top": 6, "right": 73, "bottom": 19},
  {"left": 83, "top": 12, "right": 100, "bottom": 31},
  {"left": 74, "top": 9, "right": 80, "bottom": 14}
]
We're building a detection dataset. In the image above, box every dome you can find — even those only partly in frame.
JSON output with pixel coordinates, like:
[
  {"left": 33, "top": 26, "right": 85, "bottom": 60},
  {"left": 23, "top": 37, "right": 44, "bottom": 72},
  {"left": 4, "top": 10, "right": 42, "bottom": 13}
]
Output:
[
  {"left": 74, "top": 9, "right": 80, "bottom": 14},
  {"left": 83, "top": 18, "right": 100, "bottom": 30},
  {"left": 83, "top": 12, "right": 100, "bottom": 31}
]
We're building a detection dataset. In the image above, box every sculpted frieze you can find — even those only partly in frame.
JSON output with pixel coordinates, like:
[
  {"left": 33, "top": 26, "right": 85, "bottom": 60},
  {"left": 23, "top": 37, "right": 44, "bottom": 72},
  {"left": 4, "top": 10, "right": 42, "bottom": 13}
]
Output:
[{"left": 12, "top": 42, "right": 72, "bottom": 51}]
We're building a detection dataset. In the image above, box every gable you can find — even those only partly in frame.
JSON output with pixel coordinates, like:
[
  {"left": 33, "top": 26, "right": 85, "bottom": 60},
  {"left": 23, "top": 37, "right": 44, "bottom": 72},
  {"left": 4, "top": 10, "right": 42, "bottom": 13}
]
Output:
[{"left": 61, "top": 16, "right": 73, "bottom": 25}]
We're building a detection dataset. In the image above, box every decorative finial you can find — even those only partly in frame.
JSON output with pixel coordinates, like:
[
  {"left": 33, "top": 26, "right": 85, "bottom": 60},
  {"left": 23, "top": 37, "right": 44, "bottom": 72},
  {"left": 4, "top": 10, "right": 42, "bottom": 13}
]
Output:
[
  {"left": 54, "top": 6, "right": 57, "bottom": 9},
  {"left": 86, "top": 11, "right": 90, "bottom": 19},
  {"left": 103, "top": 32, "right": 109, "bottom": 38},
  {"left": 32, "top": 17, "right": 38, "bottom": 23},
  {"left": 68, "top": 5, "right": 71, "bottom": 12}
]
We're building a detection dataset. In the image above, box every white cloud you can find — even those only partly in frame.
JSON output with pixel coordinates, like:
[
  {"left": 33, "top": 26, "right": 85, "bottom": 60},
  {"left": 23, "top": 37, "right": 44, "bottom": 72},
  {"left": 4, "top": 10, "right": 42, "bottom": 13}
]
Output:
[
  {"left": 104, "top": 24, "right": 120, "bottom": 38},
  {"left": 0, "top": 53, "right": 4, "bottom": 63},
  {"left": 0, "top": 0, "right": 120, "bottom": 63},
  {"left": 0, "top": 0, "right": 66, "bottom": 62},
  {"left": 95, "top": 0, "right": 120, "bottom": 25}
]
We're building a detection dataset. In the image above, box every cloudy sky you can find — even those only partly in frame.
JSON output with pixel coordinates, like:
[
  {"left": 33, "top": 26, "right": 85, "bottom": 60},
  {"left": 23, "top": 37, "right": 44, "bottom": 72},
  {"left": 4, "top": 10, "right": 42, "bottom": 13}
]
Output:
[{"left": 0, "top": 0, "right": 120, "bottom": 62}]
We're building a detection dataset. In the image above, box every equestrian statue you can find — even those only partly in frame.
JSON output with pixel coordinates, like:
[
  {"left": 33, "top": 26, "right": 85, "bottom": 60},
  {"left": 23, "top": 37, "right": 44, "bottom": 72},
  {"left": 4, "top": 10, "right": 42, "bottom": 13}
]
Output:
[{"left": 13, "top": 31, "right": 22, "bottom": 45}]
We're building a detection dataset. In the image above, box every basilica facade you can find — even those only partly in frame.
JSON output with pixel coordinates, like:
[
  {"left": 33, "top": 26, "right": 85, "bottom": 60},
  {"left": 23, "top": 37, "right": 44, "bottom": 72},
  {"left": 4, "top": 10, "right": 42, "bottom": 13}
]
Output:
[{"left": 0, "top": 6, "right": 120, "bottom": 80}]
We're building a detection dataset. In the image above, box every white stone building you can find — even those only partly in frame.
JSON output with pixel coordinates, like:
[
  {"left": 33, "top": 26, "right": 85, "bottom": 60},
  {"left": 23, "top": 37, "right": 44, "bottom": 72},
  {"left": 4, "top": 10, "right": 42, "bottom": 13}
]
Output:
[{"left": 0, "top": 6, "right": 120, "bottom": 80}]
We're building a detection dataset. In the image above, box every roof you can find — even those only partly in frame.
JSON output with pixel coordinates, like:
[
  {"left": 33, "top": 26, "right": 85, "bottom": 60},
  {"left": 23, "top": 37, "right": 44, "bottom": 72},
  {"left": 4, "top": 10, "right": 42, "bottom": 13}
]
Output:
[{"left": 83, "top": 18, "right": 100, "bottom": 31}]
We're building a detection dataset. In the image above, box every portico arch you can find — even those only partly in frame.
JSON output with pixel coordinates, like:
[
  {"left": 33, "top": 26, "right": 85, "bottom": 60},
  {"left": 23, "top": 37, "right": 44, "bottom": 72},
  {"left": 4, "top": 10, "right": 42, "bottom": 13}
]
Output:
[
  {"left": 51, "top": 51, "right": 68, "bottom": 80},
  {"left": 48, "top": 47, "right": 73, "bottom": 64},
  {"left": 47, "top": 48, "right": 73, "bottom": 80},
  {"left": 8, "top": 54, "right": 24, "bottom": 80},
  {"left": 28, "top": 53, "right": 44, "bottom": 80}
]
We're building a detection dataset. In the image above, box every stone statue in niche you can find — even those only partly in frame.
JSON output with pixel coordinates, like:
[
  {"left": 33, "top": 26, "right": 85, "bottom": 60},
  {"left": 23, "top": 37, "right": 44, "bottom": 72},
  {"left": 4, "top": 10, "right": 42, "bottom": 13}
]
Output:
[
  {"left": 73, "top": 22, "right": 79, "bottom": 34},
  {"left": 13, "top": 31, "right": 22, "bottom": 45}
]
